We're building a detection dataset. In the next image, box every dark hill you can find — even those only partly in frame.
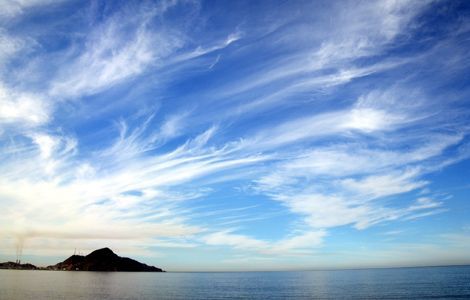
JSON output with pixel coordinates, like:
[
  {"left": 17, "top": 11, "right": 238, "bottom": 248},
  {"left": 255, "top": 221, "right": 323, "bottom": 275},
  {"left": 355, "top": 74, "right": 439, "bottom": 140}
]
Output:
[{"left": 48, "top": 248, "right": 163, "bottom": 272}]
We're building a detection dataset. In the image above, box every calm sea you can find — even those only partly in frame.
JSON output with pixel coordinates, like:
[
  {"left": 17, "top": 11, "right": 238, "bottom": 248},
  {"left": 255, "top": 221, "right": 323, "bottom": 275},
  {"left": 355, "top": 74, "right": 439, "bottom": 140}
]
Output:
[{"left": 1, "top": 266, "right": 469, "bottom": 299}]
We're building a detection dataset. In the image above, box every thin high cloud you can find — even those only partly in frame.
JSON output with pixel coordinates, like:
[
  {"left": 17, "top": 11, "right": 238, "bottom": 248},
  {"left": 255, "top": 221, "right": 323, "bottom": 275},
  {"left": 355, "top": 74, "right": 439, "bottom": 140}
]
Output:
[
  {"left": 48, "top": 5, "right": 183, "bottom": 98},
  {"left": 0, "top": 0, "right": 469, "bottom": 270}
]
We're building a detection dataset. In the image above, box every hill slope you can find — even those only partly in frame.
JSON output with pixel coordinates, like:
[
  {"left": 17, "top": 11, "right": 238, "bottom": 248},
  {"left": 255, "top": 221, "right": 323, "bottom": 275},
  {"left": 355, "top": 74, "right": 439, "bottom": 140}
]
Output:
[{"left": 49, "top": 248, "right": 164, "bottom": 272}]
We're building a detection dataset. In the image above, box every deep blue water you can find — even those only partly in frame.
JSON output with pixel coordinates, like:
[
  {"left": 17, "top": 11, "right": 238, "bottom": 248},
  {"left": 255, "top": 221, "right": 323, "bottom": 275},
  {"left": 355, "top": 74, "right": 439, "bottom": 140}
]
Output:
[{"left": 1, "top": 266, "right": 470, "bottom": 299}]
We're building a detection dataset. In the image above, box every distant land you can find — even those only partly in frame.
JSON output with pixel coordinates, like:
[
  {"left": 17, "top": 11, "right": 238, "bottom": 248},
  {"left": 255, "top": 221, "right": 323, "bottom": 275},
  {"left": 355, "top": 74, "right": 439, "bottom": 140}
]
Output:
[
  {"left": 0, "top": 261, "right": 38, "bottom": 270},
  {"left": 0, "top": 248, "right": 164, "bottom": 272}
]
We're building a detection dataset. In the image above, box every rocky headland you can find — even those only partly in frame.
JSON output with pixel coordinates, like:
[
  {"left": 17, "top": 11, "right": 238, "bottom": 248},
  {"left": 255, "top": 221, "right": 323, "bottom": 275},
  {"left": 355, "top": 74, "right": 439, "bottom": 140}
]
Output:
[{"left": 0, "top": 248, "right": 164, "bottom": 272}]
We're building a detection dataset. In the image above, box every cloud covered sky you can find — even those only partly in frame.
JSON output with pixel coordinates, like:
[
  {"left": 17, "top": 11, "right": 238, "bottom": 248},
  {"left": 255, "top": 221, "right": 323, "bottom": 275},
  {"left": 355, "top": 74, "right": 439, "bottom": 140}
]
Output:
[{"left": 0, "top": 0, "right": 470, "bottom": 271}]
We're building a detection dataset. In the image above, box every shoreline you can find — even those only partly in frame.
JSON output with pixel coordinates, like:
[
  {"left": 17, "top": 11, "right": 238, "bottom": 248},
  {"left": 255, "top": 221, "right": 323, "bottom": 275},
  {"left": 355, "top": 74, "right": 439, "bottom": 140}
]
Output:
[{"left": 1, "top": 264, "right": 469, "bottom": 273}]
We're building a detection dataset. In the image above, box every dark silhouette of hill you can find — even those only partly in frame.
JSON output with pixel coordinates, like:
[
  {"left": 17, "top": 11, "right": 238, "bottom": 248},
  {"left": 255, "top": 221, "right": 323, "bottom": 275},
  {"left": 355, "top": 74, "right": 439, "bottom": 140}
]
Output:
[{"left": 48, "top": 248, "right": 164, "bottom": 272}]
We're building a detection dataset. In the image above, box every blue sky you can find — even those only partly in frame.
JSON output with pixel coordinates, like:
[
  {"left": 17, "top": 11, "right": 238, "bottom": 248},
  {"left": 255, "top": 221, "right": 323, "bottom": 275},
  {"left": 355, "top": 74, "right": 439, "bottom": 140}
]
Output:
[{"left": 0, "top": 0, "right": 469, "bottom": 271}]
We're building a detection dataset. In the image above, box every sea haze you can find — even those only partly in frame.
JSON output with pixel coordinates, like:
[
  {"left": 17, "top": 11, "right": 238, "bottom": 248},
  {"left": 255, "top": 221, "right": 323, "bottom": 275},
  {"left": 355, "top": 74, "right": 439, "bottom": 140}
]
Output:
[{"left": 1, "top": 266, "right": 470, "bottom": 299}]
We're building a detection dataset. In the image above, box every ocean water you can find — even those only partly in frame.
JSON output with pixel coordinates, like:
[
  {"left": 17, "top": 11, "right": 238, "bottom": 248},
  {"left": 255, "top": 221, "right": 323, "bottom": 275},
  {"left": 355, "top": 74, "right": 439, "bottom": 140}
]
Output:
[{"left": 1, "top": 266, "right": 469, "bottom": 299}]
